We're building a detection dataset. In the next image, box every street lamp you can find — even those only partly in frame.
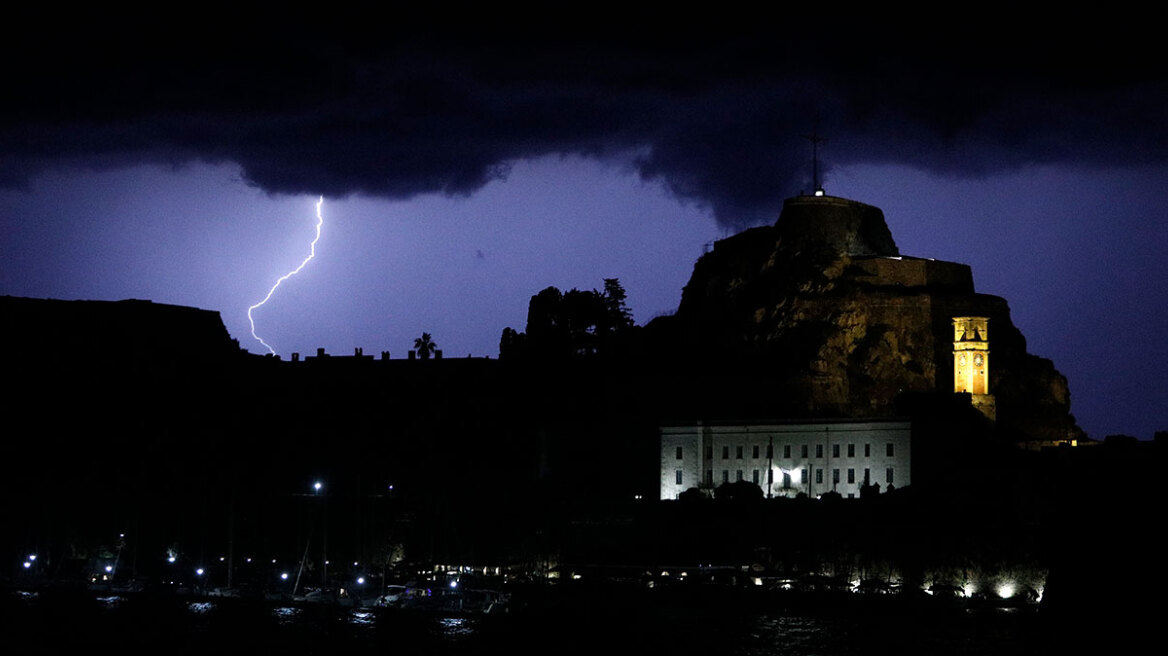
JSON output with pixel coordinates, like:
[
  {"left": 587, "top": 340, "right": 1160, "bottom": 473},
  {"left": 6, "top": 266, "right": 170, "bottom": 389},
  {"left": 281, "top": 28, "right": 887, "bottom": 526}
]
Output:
[{"left": 311, "top": 481, "right": 327, "bottom": 588}]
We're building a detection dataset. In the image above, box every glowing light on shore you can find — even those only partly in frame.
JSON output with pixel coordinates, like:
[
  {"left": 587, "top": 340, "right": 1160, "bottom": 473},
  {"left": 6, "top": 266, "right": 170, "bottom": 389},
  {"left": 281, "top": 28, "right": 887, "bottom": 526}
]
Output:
[{"left": 248, "top": 197, "right": 325, "bottom": 355}]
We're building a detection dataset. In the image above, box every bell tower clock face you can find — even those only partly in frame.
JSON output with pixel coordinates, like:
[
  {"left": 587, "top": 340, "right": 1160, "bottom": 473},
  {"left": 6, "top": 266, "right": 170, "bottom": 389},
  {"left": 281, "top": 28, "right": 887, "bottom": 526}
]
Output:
[{"left": 953, "top": 317, "right": 992, "bottom": 397}]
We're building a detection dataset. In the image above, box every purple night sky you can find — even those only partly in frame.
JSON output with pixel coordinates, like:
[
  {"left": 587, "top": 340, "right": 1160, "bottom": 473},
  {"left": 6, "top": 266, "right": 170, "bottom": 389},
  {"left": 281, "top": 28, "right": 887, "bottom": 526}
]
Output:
[{"left": 1, "top": 10, "right": 1165, "bottom": 440}]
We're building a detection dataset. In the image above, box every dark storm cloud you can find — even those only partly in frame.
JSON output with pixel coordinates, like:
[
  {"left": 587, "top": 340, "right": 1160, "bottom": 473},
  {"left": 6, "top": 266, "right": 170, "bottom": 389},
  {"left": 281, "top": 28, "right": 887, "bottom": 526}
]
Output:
[{"left": 4, "top": 8, "right": 1165, "bottom": 226}]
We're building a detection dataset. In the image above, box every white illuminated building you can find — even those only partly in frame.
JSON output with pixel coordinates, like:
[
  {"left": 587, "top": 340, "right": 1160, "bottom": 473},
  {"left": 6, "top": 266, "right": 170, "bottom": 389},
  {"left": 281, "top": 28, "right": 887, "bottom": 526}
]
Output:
[{"left": 660, "top": 419, "right": 911, "bottom": 500}]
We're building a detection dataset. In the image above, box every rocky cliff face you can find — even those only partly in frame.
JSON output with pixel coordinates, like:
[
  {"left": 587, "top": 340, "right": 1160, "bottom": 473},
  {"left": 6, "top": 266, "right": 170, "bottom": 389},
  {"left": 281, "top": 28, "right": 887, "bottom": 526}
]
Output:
[{"left": 662, "top": 195, "right": 1081, "bottom": 443}]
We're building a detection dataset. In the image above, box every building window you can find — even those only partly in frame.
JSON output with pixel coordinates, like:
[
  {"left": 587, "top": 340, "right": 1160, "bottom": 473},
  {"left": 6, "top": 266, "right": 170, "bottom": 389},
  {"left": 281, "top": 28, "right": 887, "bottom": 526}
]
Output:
[
  {"left": 675, "top": 446, "right": 683, "bottom": 460},
  {"left": 800, "top": 469, "right": 807, "bottom": 484},
  {"left": 783, "top": 445, "right": 791, "bottom": 459},
  {"left": 832, "top": 444, "right": 840, "bottom": 458},
  {"left": 705, "top": 446, "right": 713, "bottom": 460},
  {"left": 801, "top": 445, "right": 809, "bottom": 458},
  {"left": 766, "top": 444, "right": 773, "bottom": 459},
  {"left": 848, "top": 468, "right": 855, "bottom": 484},
  {"left": 752, "top": 469, "right": 759, "bottom": 484},
  {"left": 722, "top": 446, "right": 729, "bottom": 460},
  {"left": 706, "top": 470, "right": 713, "bottom": 485},
  {"left": 886, "top": 467, "right": 894, "bottom": 484},
  {"left": 865, "top": 443, "right": 870, "bottom": 458},
  {"left": 723, "top": 470, "right": 729, "bottom": 483},
  {"left": 736, "top": 470, "right": 743, "bottom": 482},
  {"left": 783, "top": 472, "right": 792, "bottom": 489},
  {"left": 864, "top": 468, "right": 870, "bottom": 485},
  {"left": 736, "top": 446, "right": 743, "bottom": 459},
  {"left": 887, "top": 443, "right": 894, "bottom": 457},
  {"left": 753, "top": 445, "right": 760, "bottom": 459},
  {"left": 816, "top": 445, "right": 823, "bottom": 459},
  {"left": 847, "top": 444, "right": 855, "bottom": 458},
  {"left": 833, "top": 469, "right": 840, "bottom": 484},
  {"left": 815, "top": 469, "right": 823, "bottom": 484},
  {"left": 675, "top": 470, "right": 683, "bottom": 485}
]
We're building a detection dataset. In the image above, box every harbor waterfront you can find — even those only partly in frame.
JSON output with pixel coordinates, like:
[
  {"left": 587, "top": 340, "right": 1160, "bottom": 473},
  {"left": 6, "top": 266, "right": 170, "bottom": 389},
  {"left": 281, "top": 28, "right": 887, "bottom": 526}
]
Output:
[{"left": 4, "top": 584, "right": 1058, "bottom": 656}]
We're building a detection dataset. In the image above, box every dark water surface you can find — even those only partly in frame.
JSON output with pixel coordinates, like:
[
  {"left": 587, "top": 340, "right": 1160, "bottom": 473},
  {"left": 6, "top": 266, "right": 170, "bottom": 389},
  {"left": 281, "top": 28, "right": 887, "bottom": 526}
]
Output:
[{"left": 2, "top": 589, "right": 1057, "bottom": 656}]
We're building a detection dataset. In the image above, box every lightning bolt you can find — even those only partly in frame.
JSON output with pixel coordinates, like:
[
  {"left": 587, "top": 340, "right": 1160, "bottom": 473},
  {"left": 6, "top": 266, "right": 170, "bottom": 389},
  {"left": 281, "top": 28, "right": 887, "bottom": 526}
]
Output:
[{"left": 248, "top": 196, "right": 325, "bottom": 355}]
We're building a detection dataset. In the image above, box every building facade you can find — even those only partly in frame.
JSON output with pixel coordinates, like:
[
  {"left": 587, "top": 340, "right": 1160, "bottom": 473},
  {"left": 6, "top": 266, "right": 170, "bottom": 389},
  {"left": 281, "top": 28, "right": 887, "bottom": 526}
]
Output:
[{"left": 660, "top": 419, "right": 911, "bottom": 500}]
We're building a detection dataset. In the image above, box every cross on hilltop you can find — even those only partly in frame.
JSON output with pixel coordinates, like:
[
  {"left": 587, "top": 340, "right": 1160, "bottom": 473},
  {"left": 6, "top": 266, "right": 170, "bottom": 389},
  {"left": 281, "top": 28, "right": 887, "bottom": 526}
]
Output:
[{"left": 802, "top": 126, "right": 827, "bottom": 195}]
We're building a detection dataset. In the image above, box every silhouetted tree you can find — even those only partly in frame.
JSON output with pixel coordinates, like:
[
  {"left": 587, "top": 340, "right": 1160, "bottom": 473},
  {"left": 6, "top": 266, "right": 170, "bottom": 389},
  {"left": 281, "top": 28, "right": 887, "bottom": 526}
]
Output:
[
  {"left": 1104, "top": 434, "right": 1139, "bottom": 449},
  {"left": 715, "top": 480, "right": 763, "bottom": 501},
  {"left": 414, "top": 332, "right": 437, "bottom": 359},
  {"left": 561, "top": 288, "right": 606, "bottom": 356},
  {"left": 499, "top": 326, "right": 526, "bottom": 360},
  {"left": 500, "top": 278, "right": 638, "bottom": 361},
  {"left": 601, "top": 278, "right": 633, "bottom": 330},
  {"left": 525, "top": 286, "right": 566, "bottom": 356}
]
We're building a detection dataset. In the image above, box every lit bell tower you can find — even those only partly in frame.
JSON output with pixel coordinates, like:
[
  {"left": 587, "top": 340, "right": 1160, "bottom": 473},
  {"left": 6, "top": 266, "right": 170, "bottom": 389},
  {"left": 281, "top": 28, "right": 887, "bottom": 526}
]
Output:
[{"left": 953, "top": 316, "right": 996, "bottom": 420}]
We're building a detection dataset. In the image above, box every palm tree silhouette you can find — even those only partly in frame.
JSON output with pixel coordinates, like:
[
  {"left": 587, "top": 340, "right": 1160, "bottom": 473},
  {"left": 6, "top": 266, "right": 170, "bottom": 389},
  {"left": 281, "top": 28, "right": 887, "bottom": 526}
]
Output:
[{"left": 414, "top": 332, "right": 437, "bottom": 359}]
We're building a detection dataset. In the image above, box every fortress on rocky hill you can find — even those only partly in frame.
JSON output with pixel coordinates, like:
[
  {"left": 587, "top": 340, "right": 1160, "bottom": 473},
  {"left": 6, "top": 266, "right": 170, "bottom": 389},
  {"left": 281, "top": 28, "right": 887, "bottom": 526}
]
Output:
[
  {"left": 652, "top": 193, "right": 1080, "bottom": 444},
  {"left": 655, "top": 192, "right": 1081, "bottom": 498}
]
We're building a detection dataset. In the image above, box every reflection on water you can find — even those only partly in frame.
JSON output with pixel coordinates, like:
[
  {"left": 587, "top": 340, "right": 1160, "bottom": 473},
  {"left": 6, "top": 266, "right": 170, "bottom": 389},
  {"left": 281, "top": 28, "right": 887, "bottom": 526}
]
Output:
[
  {"left": 2, "top": 590, "right": 1054, "bottom": 656},
  {"left": 187, "top": 601, "right": 215, "bottom": 614},
  {"left": 745, "top": 616, "right": 848, "bottom": 656},
  {"left": 437, "top": 616, "right": 476, "bottom": 639},
  {"left": 348, "top": 609, "right": 375, "bottom": 626},
  {"left": 272, "top": 606, "right": 301, "bottom": 625}
]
